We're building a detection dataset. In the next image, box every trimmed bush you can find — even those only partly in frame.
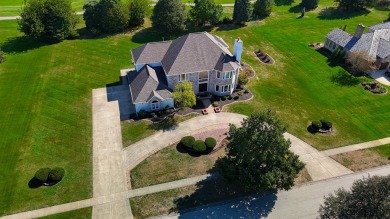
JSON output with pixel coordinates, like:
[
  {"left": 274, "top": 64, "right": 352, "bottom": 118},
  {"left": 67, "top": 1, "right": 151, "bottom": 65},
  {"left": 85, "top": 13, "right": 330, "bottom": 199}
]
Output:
[
  {"left": 180, "top": 136, "right": 195, "bottom": 148},
  {"left": 233, "top": 96, "right": 239, "bottom": 100},
  {"left": 320, "top": 120, "right": 332, "bottom": 130},
  {"left": 212, "top": 101, "right": 219, "bottom": 107},
  {"left": 221, "top": 96, "right": 227, "bottom": 101},
  {"left": 311, "top": 120, "right": 321, "bottom": 131},
  {"left": 244, "top": 89, "right": 249, "bottom": 94},
  {"left": 237, "top": 91, "right": 243, "bottom": 96},
  {"left": 205, "top": 137, "right": 217, "bottom": 149},
  {"left": 228, "top": 95, "right": 233, "bottom": 100},
  {"left": 193, "top": 140, "right": 207, "bottom": 152},
  {"left": 34, "top": 168, "right": 51, "bottom": 184},
  {"left": 138, "top": 110, "right": 147, "bottom": 118},
  {"left": 48, "top": 167, "right": 65, "bottom": 182}
]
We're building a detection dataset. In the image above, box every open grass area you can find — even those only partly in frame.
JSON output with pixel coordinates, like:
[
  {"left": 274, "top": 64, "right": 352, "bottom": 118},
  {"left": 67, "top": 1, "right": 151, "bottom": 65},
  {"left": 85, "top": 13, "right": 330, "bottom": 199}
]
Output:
[
  {"left": 331, "top": 144, "right": 390, "bottom": 171},
  {"left": 0, "top": 0, "right": 87, "bottom": 16},
  {"left": 130, "top": 143, "right": 225, "bottom": 188},
  {"left": 121, "top": 113, "right": 199, "bottom": 147},
  {"left": 0, "top": 19, "right": 137, "bottom": 215},
  {"left": 37, "top": 207, "right": 91, "bottom": 219},
  {"left": 222, "top": 0, "right": 390, "bottom": 150}
]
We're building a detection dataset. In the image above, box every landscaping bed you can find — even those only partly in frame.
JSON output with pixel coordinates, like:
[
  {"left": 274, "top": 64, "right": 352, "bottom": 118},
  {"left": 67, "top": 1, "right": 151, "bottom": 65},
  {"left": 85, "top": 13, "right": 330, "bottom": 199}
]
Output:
[
  {"left": 254, "top": 50, "right": 275, "bottom": 64},
  {"left": 331, "top": 144, "right": 390, "bottom": 171},
  {"left": 361, "top": 81, "right": 388, "bottom": 95}
]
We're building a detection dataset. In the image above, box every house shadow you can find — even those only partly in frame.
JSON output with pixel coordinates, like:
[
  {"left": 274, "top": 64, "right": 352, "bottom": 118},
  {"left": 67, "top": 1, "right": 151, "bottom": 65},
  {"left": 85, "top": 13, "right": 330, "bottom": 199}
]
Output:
[
  {"left": 318, "top": 7, "right": 370, "bottom": 20},
  {"left": 1, "top": 36, "right": 49, "bottom": 54},
  {"left": 274, "top": 0, "right": 295, "bottom": 6},
  {"left": 106, "top": 74, "right": 136, "bottom": 121},
  {"left": 170, "top": 171, "right": 277, "bottom": 218},
  {"left": 331, "top": 70, "right": 363, "bottom": 86}
]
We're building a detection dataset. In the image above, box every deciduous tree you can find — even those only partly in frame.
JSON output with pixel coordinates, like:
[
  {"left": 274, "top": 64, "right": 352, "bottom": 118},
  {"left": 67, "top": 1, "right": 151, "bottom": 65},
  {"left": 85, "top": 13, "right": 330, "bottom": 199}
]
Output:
[
  {"left": 233, "top": 0, "right": 251, "bottom": 25},
  {"left": 83, "top": 0, "right": 128, "bottom": 34},
  {"left": 301, "top": 0, "right": 319, "bottom": 10},
  {"left": 334, "top": 0, "right": 376, "bottom": 11},
  {"left": 128, "top": 0, "right": 149, "bottom": 27},
  {"left": 18, "top": 0, "right": 78, "bottom": 42},
  {"left": 319, "top": 175, "right": 390, "bottom": 219},
  {"left": 172, "top": 82, "right": 196, "bottom": 108},
  {"left": 151, "top": 0, "right": 187, "bottom": 34},
  {"left": 253, "top": 0, "right": 273, "bottom": 18},
  {"left": 190, "top": 0, "right": 223, "bottom": 26},
  {"left": 216, "top": 110, "right": 304, "bottom": 192}
]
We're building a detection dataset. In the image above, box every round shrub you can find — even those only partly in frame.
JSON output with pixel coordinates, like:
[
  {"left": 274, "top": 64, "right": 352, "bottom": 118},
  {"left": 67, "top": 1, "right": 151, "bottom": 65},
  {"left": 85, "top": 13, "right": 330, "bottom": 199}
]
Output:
[
  {"left": 180, "top": 136, "right": 195, "bottom": 148},
  {"left": 233, "top": 96, "right": 239, "bottom": 100},
  {"left": 311, "top": 120, "right": 321, "bottom": 131},
  {"left": 193, "top": 140, "right": 207, "bottom": 152},
  {"left": 212, "top": 101, "right": 219, "bottom": 107},
  {"left": 320, "top": 120, "right": 332, "bottom": 130},
  {"left": 228, "top": 95, "right": 233, "bottom": 100},
  {"left": 244, "top": 89, "right": 249, "bottom": 94},
  {"left": 48, "top": 167, "right": 65, "bottom": 182},
  {"left": 205, "top": 137, "right": 217, "bottom": 149},
  {"left": 221, "top": 96, "right": 227, "bottom": 101},
  {"left": 34, "top": 168, "right": 51, "bottom": 184}
]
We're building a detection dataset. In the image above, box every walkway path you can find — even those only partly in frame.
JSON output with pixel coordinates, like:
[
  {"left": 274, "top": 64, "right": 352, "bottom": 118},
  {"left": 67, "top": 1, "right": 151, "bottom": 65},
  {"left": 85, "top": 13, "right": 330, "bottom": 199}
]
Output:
[
  {"left": 92, "top": 88, "right": 132, "bottom": 219},
  {"left": 322, "top": 136, "right": 390, "bottom": 156},
  {"left": 284, "top": 133, "right": 353, "bottom": 181},
  {"left": 370, "top": 69, "right": 390, "bottom": 86}
]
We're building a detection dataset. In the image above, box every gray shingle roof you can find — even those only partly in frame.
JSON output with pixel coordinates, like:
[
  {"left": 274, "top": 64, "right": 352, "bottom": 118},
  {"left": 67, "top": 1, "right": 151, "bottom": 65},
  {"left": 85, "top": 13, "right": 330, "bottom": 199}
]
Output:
[
  {"left": 131, "top": 32, "right": 240, "bottom": 75},
  {"left": 377, "top": 39, "right": 390, "bottom": 59},
  {"left": 327, "top": 29, "right": 352, "bottom": 47},
  {"left": 128, "top": 66, "right": 171, "bottom": 103},
  {"left": 327, "top": 24, "right": 390, "bottom": 60},
  {"left": 368, "top": 22, "right": 390, "bottom": 31}
]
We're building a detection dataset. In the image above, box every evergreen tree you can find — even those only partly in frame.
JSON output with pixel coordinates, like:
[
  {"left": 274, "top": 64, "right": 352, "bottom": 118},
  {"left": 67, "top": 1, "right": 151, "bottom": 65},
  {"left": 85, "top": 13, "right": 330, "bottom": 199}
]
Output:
[
  {"left": 334, "top": 0, "right": 376, "bottom": 11},
  {"left": 151, "top": 0, "right": 187, "bottom": 34},
  {"left": 253, "top": 0, "right": 273, "bottom": 18},
  {"left": 190, "top": 0, "right": 223, "bottom": 26},
  {"left": 301, "top": 0, "right": 319, "bottom": 10},
  {"left": 216, "top": 110, "right": 305, "bottom": 192},
  {"left": 233, "top": 0, "right": 251, "bottom": 25},
  {"left": 19, "top": 0, "right": 78, "bottom": 42},
  {"left": 128, "top": 0, "right": 149, "bottom": 27}
]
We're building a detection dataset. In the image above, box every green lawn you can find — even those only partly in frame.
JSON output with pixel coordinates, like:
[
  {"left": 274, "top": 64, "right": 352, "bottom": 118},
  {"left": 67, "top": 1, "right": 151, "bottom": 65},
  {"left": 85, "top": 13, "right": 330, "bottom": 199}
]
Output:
[
  {"left": 37, "top": 207, "right": 91, "bottom": 219},
  {"left": 370, "top": 144, "right": 390, "bottom": 158},
  {"left": 0, "top": 19, "right": 137, "bottom": 215},
  {"left": 0, "top": 0, "right": 87, "bottom": 16}
]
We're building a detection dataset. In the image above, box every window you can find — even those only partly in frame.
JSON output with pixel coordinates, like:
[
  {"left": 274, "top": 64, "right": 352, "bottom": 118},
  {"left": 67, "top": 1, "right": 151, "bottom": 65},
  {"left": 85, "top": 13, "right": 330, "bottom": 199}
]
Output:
[
  {"left": 151, "top": 100, "right": 159, "bottom": 110},
  {"left": 223, "top": 71, "right": 232, "bottom": 79},
  {"left": 222, "top": 85, "right": 231, "bottom": 93},
  {"left": 179, "top": 73, "right": 188, "bottom": 82},
  {"left": 216, "top": 72, "right": 221, "bottom": 79},
  {"left": 215, "top": 85, "right": 219, "bottom": 92}
]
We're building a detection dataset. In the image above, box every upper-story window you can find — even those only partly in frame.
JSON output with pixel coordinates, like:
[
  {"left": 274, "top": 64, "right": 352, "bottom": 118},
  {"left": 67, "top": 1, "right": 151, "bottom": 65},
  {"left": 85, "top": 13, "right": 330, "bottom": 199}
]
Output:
[
  {"left": 216, "top": 71, "right": 232, "bottom": 79},
  {"left": 179, "top": 73, "right": 188, "bottom": 82}
]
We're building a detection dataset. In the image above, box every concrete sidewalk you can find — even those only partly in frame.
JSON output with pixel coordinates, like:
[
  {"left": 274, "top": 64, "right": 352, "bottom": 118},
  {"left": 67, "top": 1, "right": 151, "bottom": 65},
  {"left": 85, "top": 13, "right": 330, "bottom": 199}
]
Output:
[
  {"left": 322, "top": 136, "right": 390, "bottom": 156},
  {"left": 284, "top": 133, "right": 353, "bottom": 181}
]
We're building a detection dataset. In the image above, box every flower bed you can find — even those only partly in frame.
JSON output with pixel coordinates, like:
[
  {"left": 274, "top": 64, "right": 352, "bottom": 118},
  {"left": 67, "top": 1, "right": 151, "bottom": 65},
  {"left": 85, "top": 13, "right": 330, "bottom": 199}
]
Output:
[{"left": 361, "top": 81, "right": 388, "bottom": 95}]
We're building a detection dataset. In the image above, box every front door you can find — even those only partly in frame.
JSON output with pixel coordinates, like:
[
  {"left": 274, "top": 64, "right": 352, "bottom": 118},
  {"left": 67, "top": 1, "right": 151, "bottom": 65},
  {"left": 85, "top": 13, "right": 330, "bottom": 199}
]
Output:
[{"left": 199, "top": 83, "right": 208, "bottom": 93}]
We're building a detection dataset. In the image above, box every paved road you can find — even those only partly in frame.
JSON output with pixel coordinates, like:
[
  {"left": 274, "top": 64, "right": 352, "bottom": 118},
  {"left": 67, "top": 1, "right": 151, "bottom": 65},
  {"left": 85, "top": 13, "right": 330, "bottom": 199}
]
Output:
[{"left": 156, "top": 165, "right": 390, "bottom": 219}]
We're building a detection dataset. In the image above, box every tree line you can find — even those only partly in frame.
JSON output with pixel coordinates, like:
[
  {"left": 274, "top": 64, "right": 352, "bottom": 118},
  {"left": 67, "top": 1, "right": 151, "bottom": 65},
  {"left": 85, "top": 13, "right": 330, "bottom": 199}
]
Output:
[{"left": 18, "top": 0, "right": 387, "bottom": 43}]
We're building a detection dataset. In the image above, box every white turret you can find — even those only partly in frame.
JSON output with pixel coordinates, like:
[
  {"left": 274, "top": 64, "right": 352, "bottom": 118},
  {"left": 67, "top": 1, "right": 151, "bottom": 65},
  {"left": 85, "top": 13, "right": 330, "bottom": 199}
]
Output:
[{"left": 234, "top": 37, "right": 243, "bottom": 63}]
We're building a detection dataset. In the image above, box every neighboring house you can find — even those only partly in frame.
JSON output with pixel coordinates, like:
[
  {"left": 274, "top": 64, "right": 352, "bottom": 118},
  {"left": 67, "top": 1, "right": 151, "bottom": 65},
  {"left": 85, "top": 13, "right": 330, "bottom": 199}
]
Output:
[
  {"left": 325, "top": 22, "right": 390, "bottom": 70},
  {"left": 127, "top": 32, "right": 243, "bottom": 113}
]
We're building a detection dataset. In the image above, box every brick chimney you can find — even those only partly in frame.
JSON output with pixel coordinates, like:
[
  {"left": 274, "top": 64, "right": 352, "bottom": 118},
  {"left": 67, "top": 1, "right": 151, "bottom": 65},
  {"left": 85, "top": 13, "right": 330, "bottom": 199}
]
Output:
[{"left": 354, "top": 24, "right": 365, "bottom": 38}]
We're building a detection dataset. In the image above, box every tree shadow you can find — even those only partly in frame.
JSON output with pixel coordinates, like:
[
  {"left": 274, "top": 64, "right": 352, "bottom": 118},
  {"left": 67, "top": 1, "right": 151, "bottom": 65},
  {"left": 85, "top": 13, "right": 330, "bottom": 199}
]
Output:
[
  {"left": 307, "top": 125, "right": 317, "bottom": 134},
  {"left": 28, "top": 177, "right": 42, "bottom": 189},
  {"left": 1, "top": 36, "right": 50, "bottom": 54},
  {"left": 149, "top": 114, "right": 179, "bottom": 131},
  {"left": 216, "top": 23, "right": 243, "bottom": 31},
  {"left": 331, "top": 70, "right": 363, "bottom": 86},
  {"left": 175, "top": 144, "right": 202, "bottom": 157},
  {"left": 274, "top": 0, "right": 295, "bottom": 6},
  {"left": 289, "top": 5, "right": 303, "bottom": 13},
  {"left": 171, "top": 173, "right": 277, "bottom": 218},
  {"left": 318, "top": 7, "right": 370, "bottom": 20}
]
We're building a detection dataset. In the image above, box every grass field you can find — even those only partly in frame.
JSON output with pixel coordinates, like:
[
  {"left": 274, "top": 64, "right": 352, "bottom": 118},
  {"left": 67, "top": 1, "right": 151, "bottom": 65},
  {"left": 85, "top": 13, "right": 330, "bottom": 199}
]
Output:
[
  {"left": 0, "top": 0, "right": 87, "bottom": 16},
  {"left": 0, "top": 0, "right": 389, "bottom": 216},
  {"left": 37, "top": 207, "right": 91, "bottom": 219}
]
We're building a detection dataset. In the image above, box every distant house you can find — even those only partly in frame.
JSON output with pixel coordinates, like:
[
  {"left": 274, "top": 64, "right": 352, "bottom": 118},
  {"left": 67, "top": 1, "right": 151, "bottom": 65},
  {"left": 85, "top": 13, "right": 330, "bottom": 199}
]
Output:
[
  {"left": 325, "top": 22, "right": 390, "bottom": 70},
  {"left": 127, "top": 32, "right": 243, "bottom": 113}
]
